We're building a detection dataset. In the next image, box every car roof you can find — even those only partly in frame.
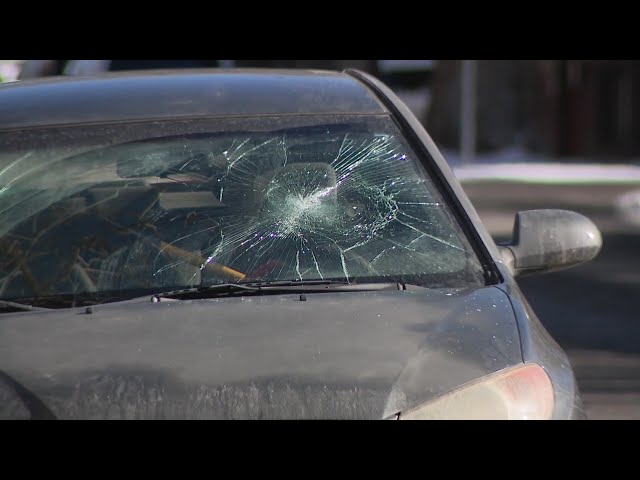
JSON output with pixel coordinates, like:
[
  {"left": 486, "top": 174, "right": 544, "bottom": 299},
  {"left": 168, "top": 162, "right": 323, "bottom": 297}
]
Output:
[{"left": 0, "top": 69, "right": 389, "bottom": 131}]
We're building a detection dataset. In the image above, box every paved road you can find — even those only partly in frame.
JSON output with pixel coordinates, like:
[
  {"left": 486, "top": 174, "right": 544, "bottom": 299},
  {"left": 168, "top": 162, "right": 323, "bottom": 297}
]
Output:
[{"left": 462, "top": 181, "right": 640, "bottom": 420}]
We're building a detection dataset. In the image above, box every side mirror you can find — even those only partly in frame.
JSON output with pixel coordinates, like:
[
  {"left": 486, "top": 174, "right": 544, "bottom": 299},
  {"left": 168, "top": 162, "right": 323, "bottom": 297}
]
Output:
[{"left": 498, "top": 209, "right": 602, "bottom": 277}]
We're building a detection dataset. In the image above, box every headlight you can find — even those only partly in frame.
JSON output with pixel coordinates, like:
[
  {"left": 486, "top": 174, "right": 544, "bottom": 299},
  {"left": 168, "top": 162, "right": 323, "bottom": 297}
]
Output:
[{"left": 392, "top": 363, "right": 554, "bottom": 420}]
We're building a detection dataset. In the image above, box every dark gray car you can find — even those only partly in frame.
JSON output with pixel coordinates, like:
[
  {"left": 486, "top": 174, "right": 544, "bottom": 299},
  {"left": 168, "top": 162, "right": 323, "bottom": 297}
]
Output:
[{"left": 0, "top": 69, "right": 601, "bottom": 419}]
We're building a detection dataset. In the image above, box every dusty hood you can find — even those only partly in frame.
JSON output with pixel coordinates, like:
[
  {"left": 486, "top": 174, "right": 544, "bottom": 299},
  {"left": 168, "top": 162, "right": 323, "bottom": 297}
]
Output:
[{"left": 0, "top": 286, "right": 521, "bottom": 419}]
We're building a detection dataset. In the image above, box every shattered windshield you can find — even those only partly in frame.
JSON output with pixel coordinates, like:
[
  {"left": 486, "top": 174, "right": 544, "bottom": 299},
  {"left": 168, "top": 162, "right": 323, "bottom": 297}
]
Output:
[{"left": 0, "top": 115, "right": 485, "bottom": 305}]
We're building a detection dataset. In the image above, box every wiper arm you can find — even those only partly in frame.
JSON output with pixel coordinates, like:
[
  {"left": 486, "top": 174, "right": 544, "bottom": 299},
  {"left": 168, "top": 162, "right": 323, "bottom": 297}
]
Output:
[
  {"left": 152, "top": 283, "right": 259, "bottom": 301},
  {"left": 0, "top": 300, "right": 53, "bottom": 312},
  {"left": 152, "top": 280, "right": 400, "bottom": 301}
]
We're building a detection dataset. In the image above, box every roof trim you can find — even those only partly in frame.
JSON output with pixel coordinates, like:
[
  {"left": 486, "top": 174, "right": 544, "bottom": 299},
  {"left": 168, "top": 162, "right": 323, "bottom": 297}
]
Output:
[{"left": 0, "top": 70, "right": 388, "bottom": 130}]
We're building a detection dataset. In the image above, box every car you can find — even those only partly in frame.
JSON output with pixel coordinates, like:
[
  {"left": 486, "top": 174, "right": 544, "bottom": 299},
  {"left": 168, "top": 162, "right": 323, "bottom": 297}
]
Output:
[{"left": 0, "top": 69, "right": 601, "bottom": 420}]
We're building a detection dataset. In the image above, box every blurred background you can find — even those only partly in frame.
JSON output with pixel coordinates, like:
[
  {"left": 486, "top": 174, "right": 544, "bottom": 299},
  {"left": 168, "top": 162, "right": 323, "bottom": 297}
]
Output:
[{"left": 3, "top": 59, "right": 639, "bottom": 419}]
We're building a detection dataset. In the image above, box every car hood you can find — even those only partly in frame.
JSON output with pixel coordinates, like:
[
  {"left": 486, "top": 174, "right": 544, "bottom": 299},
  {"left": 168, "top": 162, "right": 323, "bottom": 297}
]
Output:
[{"left": 0, "top": 285, "right": 522, "bottom": 419}]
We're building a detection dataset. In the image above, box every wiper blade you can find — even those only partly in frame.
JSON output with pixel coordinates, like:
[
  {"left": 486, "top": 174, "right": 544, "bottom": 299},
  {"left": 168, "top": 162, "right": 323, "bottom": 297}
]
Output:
[
  {"left": 152, "top": 280, "right": 400, "bottom": 301},
  {"left": 241, "top": 279, "right": 351, "bottom": 288},
  {"left": 0, "top": 300, "right": 53, "bottom": 312}
]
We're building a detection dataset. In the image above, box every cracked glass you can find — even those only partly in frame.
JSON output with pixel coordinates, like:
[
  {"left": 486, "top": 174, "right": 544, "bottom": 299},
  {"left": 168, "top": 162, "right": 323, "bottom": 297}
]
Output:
[{"left": 0, "top": 115, "right": 485, "bottom": 304}]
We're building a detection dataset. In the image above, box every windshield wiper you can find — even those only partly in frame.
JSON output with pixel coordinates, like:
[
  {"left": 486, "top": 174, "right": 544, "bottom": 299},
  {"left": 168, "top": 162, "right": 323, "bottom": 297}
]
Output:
[
  {"left": 152, "top": 280, "right": 401, "bottom": 301},
  {"left": 0, "top": 300, "right": 53, "bottom": 312}
]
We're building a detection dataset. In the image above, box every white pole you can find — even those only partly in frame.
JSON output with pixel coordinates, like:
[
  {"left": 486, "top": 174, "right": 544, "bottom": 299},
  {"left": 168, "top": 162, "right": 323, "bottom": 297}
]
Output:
[{"left": 460, "top": 60, "right": 477, "bottom": 165}]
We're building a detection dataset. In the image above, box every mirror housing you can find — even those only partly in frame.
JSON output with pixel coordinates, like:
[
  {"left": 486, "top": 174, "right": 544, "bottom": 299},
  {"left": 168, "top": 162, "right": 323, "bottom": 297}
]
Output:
[{"left": 498, "top": 209, "right": 602, "bottom": 277}]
